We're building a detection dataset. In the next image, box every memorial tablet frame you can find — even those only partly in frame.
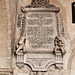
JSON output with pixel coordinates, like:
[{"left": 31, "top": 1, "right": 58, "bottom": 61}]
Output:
[{"left": 23, "top": 8, "right": 60, "bottom": 53}]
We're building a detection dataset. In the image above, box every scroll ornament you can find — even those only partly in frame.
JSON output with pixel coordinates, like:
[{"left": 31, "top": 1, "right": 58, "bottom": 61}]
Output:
[
  {"left": 54, "top": 36, "right": 66, "bottom": 69},
  {"left": 14, "top": 37, "right": 26, "bottom": 68}
]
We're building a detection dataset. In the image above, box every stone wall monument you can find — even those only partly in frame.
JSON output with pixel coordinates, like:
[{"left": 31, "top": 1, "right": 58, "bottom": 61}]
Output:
[{"left": 14, "top": 0, "right": 66, "bottom": 74}]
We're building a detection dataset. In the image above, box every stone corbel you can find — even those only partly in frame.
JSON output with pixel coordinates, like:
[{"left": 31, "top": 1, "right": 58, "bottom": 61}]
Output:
[
  {"left": 14, "top": 8, "right": 27, "bottom": 68},
  {"left": 14, "top": 37, "right": 26, "bottom": 68},
  {"left": 16, "top": 50, "right": 24, "bottom": 68},
  {"left": 54, "top": 36, "right": 66, "bottom": 69},
  {"left": 55, "top": 51, "right": 63, "bottom": 69}
]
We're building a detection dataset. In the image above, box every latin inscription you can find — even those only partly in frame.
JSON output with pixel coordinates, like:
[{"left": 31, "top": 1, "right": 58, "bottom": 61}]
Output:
[
  {"left": 24, "top": 53, "right": 54, "bottom": 71},
  {"left": 26, "top": 12, "right": 57, "bottom": 51}
]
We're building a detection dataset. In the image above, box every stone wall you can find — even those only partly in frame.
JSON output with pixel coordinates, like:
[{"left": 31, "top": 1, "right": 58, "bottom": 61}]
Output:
[
  {"left": 0, "top": 0, "right": 75, "bottom": 75},
  {"left": 13, "top": 0, "right": 75, "bottom": 75},
  {"left": 0, "top": 0, "right": 11, "bottom": 68}
]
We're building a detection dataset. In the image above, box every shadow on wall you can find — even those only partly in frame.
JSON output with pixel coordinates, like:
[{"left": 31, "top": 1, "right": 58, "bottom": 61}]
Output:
[
  {"left": 67, "top": 39, "right": 75, "bottom": 70},
  {"left": 50, "top": 0, "right": 69, "bottom": 39}
]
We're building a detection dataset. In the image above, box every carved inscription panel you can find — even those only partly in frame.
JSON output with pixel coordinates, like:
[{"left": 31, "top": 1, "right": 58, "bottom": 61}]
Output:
[
  {"left": 24, "top": 53, "right": 55, "bottom": 71},
  {"left": 26, "top": 12, "right": 57, "bottom": 52}
]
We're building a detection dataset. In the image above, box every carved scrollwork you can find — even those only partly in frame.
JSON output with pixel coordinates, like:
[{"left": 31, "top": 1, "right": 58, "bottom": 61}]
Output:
[
  {"left": 15, "top": 11, "right": 26, "bottom": 55},
  {"left": 14, "top": 37, "right": 26, "bottom": 55},
  {"left": 14, "top": 36, "right": 26, "bottom": 68},
  {"left": 15, "top": 11, "right": 27, "bottom": 68},
  {"left": 54, "top": 36, "right": 66, "bottom": 55},
  {"left": 54, "top": 36, "right": 66, "bottom": 69}
]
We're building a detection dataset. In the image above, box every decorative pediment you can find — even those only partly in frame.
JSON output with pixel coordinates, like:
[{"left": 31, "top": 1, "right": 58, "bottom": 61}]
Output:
[{"left": 31, "top": 0, "right": 49, "bottom": 6}]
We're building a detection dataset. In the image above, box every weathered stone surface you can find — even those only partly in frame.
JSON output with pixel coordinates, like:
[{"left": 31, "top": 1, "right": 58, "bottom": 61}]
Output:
[
  {"left": 1, "top": 0, "right": 75, "bottom": 75},
  {"left": 0, "top": 0, "right": 8, "bottom": 57},
  {"left": 26, "top": 11, "right": 58, "bottom": 52},
  {"left": 0, "top": 0, "right": 12, "bottom": 69},
  {"left": 24, "top": 53, "right": 55, "bottom": 71}
]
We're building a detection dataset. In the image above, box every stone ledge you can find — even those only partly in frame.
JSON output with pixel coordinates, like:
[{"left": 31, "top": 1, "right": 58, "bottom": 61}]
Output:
[{"left": 0, "top": 68, "right": 13, "bottom": 73}]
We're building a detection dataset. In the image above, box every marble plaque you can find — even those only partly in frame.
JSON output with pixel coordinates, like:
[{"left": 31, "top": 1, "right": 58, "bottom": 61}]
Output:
[
  {"left": 24, "top": 53, "right": 55, "bottom": 71},
  {"left": 26, "top": 11, "right": 57, "bottom": 52}
]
